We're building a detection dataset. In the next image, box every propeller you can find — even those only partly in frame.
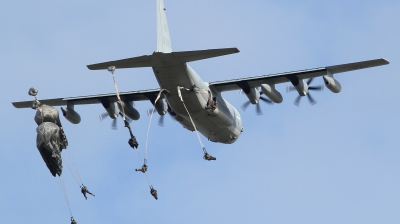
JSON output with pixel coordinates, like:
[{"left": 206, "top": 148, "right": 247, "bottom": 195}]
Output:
[
  {"left": 146, "top": 104, "right": 176, "bottom": 127},
  {"left": 99, "top": 112, "right": 132, "bottom": 130},
  {"left": 287, "top": 78, "right": 323, "bottom": 106},
  {"left": 241, "top": 91, "right": 273, "bottom": 115},
  {"left": 147, "top": 109, "right": 166, "bottom": 126}
]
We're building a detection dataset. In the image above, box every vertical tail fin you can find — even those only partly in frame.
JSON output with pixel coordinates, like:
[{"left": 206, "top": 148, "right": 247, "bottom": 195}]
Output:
[{"left": 156, "top": 0, "right": 172, "bottom": 53}]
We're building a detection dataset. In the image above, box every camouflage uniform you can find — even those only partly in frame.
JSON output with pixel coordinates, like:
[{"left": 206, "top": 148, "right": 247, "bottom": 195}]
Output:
[
  {"left": 71, "top": 217, "right": 77, "bottom": 224},
  {"left": 135, "top": 164, "right": 148, "bottom": 173},
  {"left": 150, "top": 187, "right": 158, "bottom": 200},
  {"left": 203, "top": 153, "right": 216, "bottom": 161},
  {"left": 81, "top": 185, "right": 95, "bottom": 200}
]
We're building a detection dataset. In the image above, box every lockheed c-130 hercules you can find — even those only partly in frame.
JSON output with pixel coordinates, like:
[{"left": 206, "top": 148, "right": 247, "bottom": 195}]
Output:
[{"left": 12, "top": 0, "right": 389, "bottom": 145}]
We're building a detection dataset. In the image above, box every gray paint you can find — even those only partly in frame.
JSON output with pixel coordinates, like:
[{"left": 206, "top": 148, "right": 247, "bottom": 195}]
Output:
[{"left": 11, "top": 0, "right": 390, "bottom": 144}]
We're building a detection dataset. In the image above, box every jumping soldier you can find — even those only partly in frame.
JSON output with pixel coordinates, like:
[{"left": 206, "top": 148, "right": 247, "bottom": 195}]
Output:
[
  {"left": 80, "top": 185, "right": 95, "bottom": 200},
  {"left": 205, "top": 95, "right": 217, "bottom": 115},
  {"left": 150, "top": 186, "right": 158, "bottom": 200},
  {"left": 203, "top": 152, "right": 216, "bottom": 161},
  {"left": 135, "top": 164, "right": 148, "bottom": 173},
  {"left": 128, "top": 136, "right": 139, "bottom": 149},
  {"left": 70, "top": 217, "right": 77, "bottom": 224}
]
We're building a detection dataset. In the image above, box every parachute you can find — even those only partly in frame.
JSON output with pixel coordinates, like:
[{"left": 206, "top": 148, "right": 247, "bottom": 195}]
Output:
[
  {"left": 35, "top": 104, "right": 68, "bottom": 176},
  {"left": 34, "top": 104, "right": 62, "bottom": 126},
  {"left": 35, "top": 104, "right": 68, "bottom": 149},
  {"left": 36, "top": 122, "right": 63, "bottom": 176}
]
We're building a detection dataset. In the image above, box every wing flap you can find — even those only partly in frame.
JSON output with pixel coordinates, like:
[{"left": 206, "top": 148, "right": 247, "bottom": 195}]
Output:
[
  {"left": 12, "top": 89, "right": 162, "bottom": 109},
  {"left": 210, "top": 58, "right": 389, "bottom": 92}
]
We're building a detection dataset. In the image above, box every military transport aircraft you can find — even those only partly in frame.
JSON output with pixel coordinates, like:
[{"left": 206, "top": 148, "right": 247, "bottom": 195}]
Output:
[{"left": 12, "top": 0, "right": 389, "bottom": 144}]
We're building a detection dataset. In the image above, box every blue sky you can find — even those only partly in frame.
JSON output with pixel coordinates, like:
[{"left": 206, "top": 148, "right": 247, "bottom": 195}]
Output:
[{"left": 1, "top": 0, "right": 400, "bottom": 223}]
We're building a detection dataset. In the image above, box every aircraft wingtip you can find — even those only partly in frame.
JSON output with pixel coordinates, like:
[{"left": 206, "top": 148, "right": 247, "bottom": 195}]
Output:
[{"left": 381, "top": 58, "right": 390, "bottom": 64}]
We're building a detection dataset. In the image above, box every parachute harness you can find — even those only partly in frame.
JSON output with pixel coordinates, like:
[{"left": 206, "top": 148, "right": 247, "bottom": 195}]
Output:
[
  {"left": 145, "top": 88, "right": 169, "bottom": 165},
  {"left": 107, "top": 66, "right": 138, "bottom": 148},
  {"left": 140, "top": 88, "right": 170, "bottom": 198},
  {"left": 55, "top": 176, "right": 73, "bottom": 219},
  {"left": 107, "top": 66, "right": 157, "bottom": 199},
  {"left": 29, "top": 88, "right": 77, "bottom": 219},
  {"left": 177, "top": 86, "right": 216, "bottom": 161},
  {"left": 108, "top": 67, "right": 126, "bottom": 120},
  {"left": 65, "top": 149, "right": 84, "bottom": 188},
  {"left": 29, "top": 88, "right": 44, "bottom": 123}
]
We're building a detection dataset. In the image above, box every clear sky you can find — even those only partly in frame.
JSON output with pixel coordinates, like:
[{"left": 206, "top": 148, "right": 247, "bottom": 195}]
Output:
[{"left": 2, "top": 0, "right": 400, "bottom": 223}]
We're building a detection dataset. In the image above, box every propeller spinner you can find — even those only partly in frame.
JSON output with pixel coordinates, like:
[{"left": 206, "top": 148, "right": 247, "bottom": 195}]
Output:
[
  {"left": 99, "top": 111, "right": 132, "bottom": 130},
  {"left": 241, "top": 90, "right": 273, "bottom": 115},
  {"left": 287, "top": 78, "right": 323, "bottom": 106}
]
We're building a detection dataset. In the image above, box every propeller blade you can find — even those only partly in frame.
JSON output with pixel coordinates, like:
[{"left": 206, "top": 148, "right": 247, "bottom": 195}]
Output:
[
  {"left": 158, "top": 115, "right": 164, "bottom": 126},
  {"left": 256, "top": 103, "right": 262, "bottom": 115},
  {"left": 241, "top": 101, "right": 252, "bottom": 111},
  {"left": 287, "top": 78, "right": 322, "bottom": 107},
  {"left": 125, "top": 116, "right": 133, "bottom": 123},
  {"left": 287, "top": 86, "right": 297, "bottom": 92},
  {"left": 99, "top": 113, "right": 109, "bottom": 121},
  {"left": 147, "top": 109, "right": 153, "bottom": 116},
  {"left": 111, "top": 119, "right": 117, "bottom": 130},
  {"left": 167, "top": 105, "right": 176, "bottom": 116},
  {"left": 307, "top": 78, "right": 314, "bottom": 85},
  {"left": 260, "top": 96, "right": 273, "bottom": 105},
  {"left": 118, "top": 112, "right": 132, "bottom": 123},
  {"left": 307, "top": 93, "right": 317, "bottom": 105},
  {"left": 294, "top": 95, "right": 302, "bottom": 106},
  {"left": 308, "top": 85, "right": 324, "bottom": 91}
]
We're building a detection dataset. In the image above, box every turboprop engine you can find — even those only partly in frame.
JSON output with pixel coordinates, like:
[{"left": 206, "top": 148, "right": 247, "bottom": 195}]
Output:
[
  {"left": 261, "top": 84, "right": 283, "bottom": 103},
  {"left": 244, "top": 87, "right": 260, "bottom": 104},
  {"left": 117, "top": 101, "right": 140, "bottom": 120},
  {"left": 154, "top": 99, "right": 168, "bottom": 115},
  {"left": 287, "top": 76, "right": 324, "bottom": 106},
  {"left": 293, "top": 79, "right": 309, "bottom": 96},
  {"left": 60, "top": 106, "right": 81, "bottom": 124},
  {"left": 323, "top": 74, "right": 342, "bottom": 93}
]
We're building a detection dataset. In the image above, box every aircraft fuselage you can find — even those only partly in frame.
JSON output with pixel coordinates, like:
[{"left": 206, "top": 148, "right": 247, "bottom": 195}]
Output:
[{"left": 151, "top": 52, "right": 242, "bottom": 143}]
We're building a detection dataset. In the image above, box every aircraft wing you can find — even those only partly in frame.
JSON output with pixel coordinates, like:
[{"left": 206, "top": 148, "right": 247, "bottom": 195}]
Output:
[
  {"left": 209, "top": 58, "right": 389, "bottom": 92},
  {"left": 12, "top": 88, "right": 162, "bottom": 109},
  {"left": 13, "top": 58, "right": 389, "bottom": 109}
]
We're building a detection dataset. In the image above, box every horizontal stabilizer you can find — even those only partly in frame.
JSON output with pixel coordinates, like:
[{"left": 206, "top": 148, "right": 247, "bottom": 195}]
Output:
[
  {"left": 327, "top": 58, "right": 389, "bottom": 74},
  {"left": 171, "top": 48, "right": 240, "bottom": 63},
  {"left": 87, "top": 55, "right": 152, "bottom": 70}
]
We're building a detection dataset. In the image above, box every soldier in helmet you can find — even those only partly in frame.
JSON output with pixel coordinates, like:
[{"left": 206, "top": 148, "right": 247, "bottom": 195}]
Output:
[
  {"left": 70, "top": 217, "right": 77, "bottom": 224},
  {"left": 80, "top": 185, "right": 95, "bottom": 200},
  {"left": 128, "top": 136, "right": 139, "bottom": 149},
  {"left": 150, "top": 186, "right": 158, "bottom": 200},
  {"left": 135, "top": 164, "right": 148, "bottom": 173},
  {"left": 203, "top": 152, "right": 216, "bottom": 161}
]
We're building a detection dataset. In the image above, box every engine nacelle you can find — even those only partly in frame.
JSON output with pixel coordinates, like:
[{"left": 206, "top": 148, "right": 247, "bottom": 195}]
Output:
[
  {"left": 261, "top": 84, "right": 283, "bottom": 103},
  {"left": 287, "top": 75, "right": 308, "bottom": 96},
  {"left": 155, "top": 99, "right": 168, "bottom": 115},
  {"left": 118, "top": 101, "right": 140, "bottom": 120},
  {"left": 245, "top": 87, "right": 260, "bottom": 104},
  {"left": 61, "top": 107, "right": 81, "bottom": 124},
  {"left": 294, "top": 79, "right": 308, "bottom": 96},
  {"left": 99, "top": 100, "right": 119, "bottom": 119},
  {"left": 323, "top": 75, "right": 342, "bottom": 93}
]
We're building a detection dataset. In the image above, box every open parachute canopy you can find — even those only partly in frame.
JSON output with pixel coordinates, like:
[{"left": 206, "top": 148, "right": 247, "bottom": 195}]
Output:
[{"left": 35, "top": 104, "right": 68, "bottom": 177}]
